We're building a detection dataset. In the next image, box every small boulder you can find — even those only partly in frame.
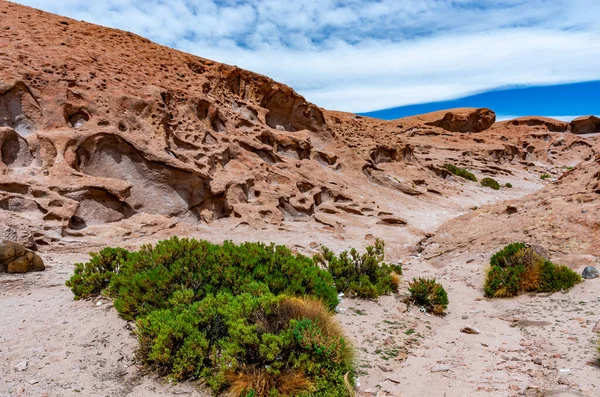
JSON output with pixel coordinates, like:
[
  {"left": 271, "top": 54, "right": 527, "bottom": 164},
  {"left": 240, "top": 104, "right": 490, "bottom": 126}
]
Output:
[
  {"left": 14, "top": 360, "right": 28, "bottom": 372},
  {"left": 0, "top": 240, "right": 45, "bottom": 273},
  {"left": 570, "top": 115, "right": 600, "bottom": 134},
  {"left": 582, "top": 266, "right": 599, "bottom": 279},
  {"left": 506, "top": 205, "right": 518, "bottom": 214},
  {"left": 423, "top": 108, "right": 496, "bottom": 133}
]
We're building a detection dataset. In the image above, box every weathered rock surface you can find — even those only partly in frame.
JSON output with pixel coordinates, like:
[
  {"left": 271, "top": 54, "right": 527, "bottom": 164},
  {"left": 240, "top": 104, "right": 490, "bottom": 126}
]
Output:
[
  {"left": 581, "top": 266, "right": 599, "bottom": 279},
  {"left": 504, "top": 116, "right": 568, "bottom": 133},
  {"left": 570, "top": 115, "right": 600, "bottom": 134},
  {"left": 0, "top": 1, "right": 597, "bottom": 255},
  {"left": 410, "top": 108, "right": 496, "bottom": 133},
  {"left": 0, "top": 240, "right": 44, "bottom": 273}
]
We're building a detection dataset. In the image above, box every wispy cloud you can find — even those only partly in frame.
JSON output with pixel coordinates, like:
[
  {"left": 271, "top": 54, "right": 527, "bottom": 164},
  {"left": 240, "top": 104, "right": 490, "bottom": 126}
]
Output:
[{"left": 12, "top": 0, "right": 600, "bottom": 112}]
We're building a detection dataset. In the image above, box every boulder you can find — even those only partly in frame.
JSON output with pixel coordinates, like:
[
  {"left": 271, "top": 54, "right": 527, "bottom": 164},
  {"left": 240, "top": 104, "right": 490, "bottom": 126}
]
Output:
[
  {"left": 505, "top": 116, "right": 568, "bottom": 132},
  {"left": 419, "top": 108, "right": 496, "bottom": 133},
  {"left": 0, "top": 240, "right": 45, "bottom": 273},
  {"left": 581, "top": 266, "right": 599, "bottom": 279},
  {"left": 570, "top": 116, "right": 600, "bottom": 134}
]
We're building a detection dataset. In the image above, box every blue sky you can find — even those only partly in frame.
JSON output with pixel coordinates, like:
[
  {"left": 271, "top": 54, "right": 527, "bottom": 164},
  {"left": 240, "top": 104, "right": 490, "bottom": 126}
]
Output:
[{"left": 12, "top": 0, "right": 600, "bottom": 118}]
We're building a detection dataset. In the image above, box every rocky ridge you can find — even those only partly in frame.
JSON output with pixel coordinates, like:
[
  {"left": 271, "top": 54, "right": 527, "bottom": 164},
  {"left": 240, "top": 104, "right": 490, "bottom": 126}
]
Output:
[{"left": 1, "top": 1, "right": 598, "bottom": 254}]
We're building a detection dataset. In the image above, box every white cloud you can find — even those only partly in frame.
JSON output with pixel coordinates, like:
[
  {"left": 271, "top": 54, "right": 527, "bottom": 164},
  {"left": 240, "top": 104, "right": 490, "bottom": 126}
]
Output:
[{"left": 11, "top": 0, "right": 600, "bottom": 112}]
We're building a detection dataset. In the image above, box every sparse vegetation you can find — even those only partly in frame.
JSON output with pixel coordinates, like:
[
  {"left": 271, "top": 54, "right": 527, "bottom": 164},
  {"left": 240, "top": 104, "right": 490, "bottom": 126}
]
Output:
[
  {"left": 407, "top": 277, "right": 448, "bottom": 315},
  {"left": 505, "top": 182, "right": 513, "bottom": 188},
  {"left": 484, "top": 243, "right": 581, "bottom": 298},
  {"left": 67, "top": 237, "right": 356, "bottom": 396},
  {"left": 540, "top": 173, "right": 551, "bottom": 180},
  {"left": 480, "top": 177, "right": 500, "bottom": 190},
  {"left": 66, "top": 247, "right": 131, "bottom": 299},
  {"left": 314, "top": 239, "right": 402, "bottom": 299},
  {"left": 443, "top": 163, "right": 477, "bottom": 182}
]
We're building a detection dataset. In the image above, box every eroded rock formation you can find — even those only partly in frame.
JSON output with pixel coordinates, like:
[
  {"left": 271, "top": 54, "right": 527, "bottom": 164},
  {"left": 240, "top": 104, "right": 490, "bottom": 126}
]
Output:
[{"left": 0, "top": 1, "right": 597, "bottom": 250}]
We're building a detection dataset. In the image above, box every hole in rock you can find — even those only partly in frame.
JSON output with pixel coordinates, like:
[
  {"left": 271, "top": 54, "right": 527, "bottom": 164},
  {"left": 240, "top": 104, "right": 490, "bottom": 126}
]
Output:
[
  {"left": 0, "top": 130, "right": 33, "bottom": 168},
  {"left": 67, "top": 110, "right": 89, "bottom": 128}
]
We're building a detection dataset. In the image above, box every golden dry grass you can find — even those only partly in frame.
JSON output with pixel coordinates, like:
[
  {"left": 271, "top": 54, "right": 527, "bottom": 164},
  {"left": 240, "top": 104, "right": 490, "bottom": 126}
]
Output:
[
  {"left": 225, "top": 367, "right": 312, "bottom": 397},
  {"left": 390, "top": 271, "right": 401, "bottom": 291}
]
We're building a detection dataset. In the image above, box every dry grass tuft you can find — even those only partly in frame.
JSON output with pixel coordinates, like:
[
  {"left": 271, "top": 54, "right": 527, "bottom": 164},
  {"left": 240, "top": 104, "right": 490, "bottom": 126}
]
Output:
[
  {"left": 390, "top": 271, "right": 401, "bottom": 290},
  {"left": 225, "top": 367, "right": 311, "bottom": 397}
]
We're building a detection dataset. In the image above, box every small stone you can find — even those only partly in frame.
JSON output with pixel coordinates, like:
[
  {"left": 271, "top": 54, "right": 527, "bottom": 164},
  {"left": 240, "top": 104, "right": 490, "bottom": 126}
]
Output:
[
  {"left": 461, "top": 315, "right": 469, "bottom": 320},
  {"left": 431, "top": 364, "right": 450, "bottom": 373},
  {"left": 14, "top": 360, "right": 28, "bottom": 372},
  {"left": 28, "top": 379, "right": 39, "bottom": 385},
  {"left": 533, "top": 358, "right": 542, "bottom": 365},
  {"left": 582, "top": 266, "right": 599, "bottom": 279},
  {"left": 460, "top": 327, "right": 480, "bottom": 335},
  {"left": 592, "top": 322, "right": 600, "bottom": 333},
  {"left": 466, "top": 259, "right": 475, "bottom": 263},
  {"left": 506, "top": 205, "right": 518, "bottom": 214},
  {"left": 558, "top": 376, "right": 570, "bottom": 385}
]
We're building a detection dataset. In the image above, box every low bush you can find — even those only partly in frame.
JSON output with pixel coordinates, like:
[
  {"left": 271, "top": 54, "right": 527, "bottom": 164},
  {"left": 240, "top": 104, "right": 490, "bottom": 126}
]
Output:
[
  {"left": 484, "top": 243, "right": 581, "bottom": 298},
  {"left": 505, "top": 182, "right": 513, "bottom": 188},
  {"left": 540, "top": 173, "right": 551, "bottom": 180},
  {"left": 480, "top": 177, "right": 500, "bottom": 190},
  {"left": 314, "top": 239, "right": 402, "bottom": 299},
  {"left": 67, "top": 237, "right": 339, "bottom": 319},
  {"left": 66, "top": 247, "right": 131, "bottom": 299},
  {"left": 443, "top": 164, "right": 477, "bottom": 182},
  {"left": 407, "top": 277, "right": 448, "bottom": 315},
  {"left": 137, "top": 294, "right": 354, "bottom": 396},
  {"left": 67, "top": 237, "right": 365, "bottom": 396}
]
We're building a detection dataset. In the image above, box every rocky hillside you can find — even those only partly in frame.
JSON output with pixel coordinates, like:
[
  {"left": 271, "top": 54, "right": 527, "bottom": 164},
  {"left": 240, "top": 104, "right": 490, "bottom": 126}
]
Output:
[{"left": 0, "top": 1, "right": 597, "bottom": 256}]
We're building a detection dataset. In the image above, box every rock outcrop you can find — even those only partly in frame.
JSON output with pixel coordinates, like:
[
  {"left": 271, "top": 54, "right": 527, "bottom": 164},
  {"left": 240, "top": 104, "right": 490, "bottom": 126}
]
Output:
[
  {"left": 407, "top": 108, "right": 496, "bottom": 133},
  {"left": 504, "top": 117, "right": 568, "bottom": 133},
  {"left": 570, "top": 116, "right": 600, "bottom": 134},
  {"left": 0, "top": 1, "right": 597, "bottom": 251},
  {"left": 0, "top": 240, "right": 44, "bottom": 273}
]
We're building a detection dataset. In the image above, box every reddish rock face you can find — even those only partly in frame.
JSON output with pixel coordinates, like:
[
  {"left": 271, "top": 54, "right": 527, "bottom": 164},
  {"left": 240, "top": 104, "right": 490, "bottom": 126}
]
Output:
[
  {"left": 417, "top": 108, "right": 496, "bottom": 133},
  {"left": 503, "top": 117, "right": 568, "bottom": 133},
  {"left": 570, "top": 116, "right": 600, "bottom": 134},
  {"left": 0, "top": 1, "right": 597, "bottom": 251}
]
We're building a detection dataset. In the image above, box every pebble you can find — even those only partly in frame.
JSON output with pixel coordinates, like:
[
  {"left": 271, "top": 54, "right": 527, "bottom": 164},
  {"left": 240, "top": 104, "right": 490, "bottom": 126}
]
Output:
[
  {"left": 431, "top": 364, "right": 450, "bottom": 373},
  {"left": 14, "top": 360, "right": 28, "bottom": 372}
]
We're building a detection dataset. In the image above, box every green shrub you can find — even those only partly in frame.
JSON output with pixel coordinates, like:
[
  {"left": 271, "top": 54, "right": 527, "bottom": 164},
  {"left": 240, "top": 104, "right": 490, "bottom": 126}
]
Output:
[
  {"left": 480, "top": 177, "right": 500, "bottom": 190},
  {"left": 66, "top": 247, "right": 131, "bottom": 299},
  {"left": 105, "top": 237, "right": 339, "bottom": 319},
  {"left": 505, "top": 182, "right": 513, "bottom": 188},
  {"left": 314, "top": 239, "right": 402, "bottom": 299},
  {"left": 489, "top": 242, "right": 527, "bottom": 267},
  {"left": 484, "top": 243, "right": 581, "bottom": 298},
  {"left": 67, "top": 237, "right": 362, "bottom": 396},
  {"left": 443, "top": 164, "right": 477, "bottom": 182},
  {"left": 540, "top": 173, "right": 551, "bottom": 180},
  {"left": 538, "top": 261, "right": 582, "bottom": 293},
  {"left": 137, "top": 293, "right": 354, "bottom": 396},
  {"left": 407, "top": 278, "right": 448, "bottom": 315}
]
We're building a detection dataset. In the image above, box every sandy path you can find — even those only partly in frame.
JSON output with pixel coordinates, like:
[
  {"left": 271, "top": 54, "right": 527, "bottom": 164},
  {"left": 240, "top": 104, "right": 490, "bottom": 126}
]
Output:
[{"left": 0, "top": 253, "right": 205, "bottom": 397}]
